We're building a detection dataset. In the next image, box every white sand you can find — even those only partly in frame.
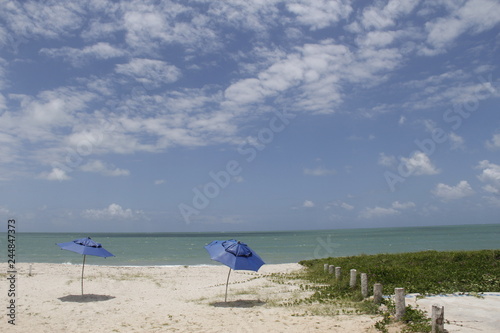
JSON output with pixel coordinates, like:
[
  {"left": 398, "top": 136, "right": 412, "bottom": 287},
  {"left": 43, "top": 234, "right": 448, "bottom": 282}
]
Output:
[
  {"left": 1, "top": 263, "right": 382, "bottom": 332},
  {"left": 406, "top": 293, "right": 500, "bottom": 332}
]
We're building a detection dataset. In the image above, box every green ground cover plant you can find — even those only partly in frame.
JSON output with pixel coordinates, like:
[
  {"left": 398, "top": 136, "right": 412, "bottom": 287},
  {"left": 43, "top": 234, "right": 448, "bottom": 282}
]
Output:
[{"left": 295, "top": 250, "right": 500, "bottom": 332}]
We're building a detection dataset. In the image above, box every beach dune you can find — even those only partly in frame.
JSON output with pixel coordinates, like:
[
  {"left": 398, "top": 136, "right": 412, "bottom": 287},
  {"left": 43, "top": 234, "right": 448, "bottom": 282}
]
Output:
[{"left": 2, "top": 263, "right": 381, "bottom": 332}]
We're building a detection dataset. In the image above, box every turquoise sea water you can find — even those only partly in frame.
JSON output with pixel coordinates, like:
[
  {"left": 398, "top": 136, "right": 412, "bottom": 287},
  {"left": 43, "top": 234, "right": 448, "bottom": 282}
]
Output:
[{"left": 3, "top": 224, "right": 500, "bottom": 266}]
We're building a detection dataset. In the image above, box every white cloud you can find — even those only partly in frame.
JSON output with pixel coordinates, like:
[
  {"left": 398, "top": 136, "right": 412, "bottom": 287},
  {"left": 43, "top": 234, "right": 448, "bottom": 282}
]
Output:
[
  {"left": 154, "top": 179, "right": 165, "bottom": 185},
  {"left": 486, "top": 134, "right": 500, "bottom": 150},
  {"left": 41, "top": 168, "right": 71, "bottom": 181},
  {"left": 82, "top": 203, "right": 145, "bottom": 220},
  {"left": 449, "top": 132, "right": 465, "bottom": 150},
  {"left": 359, "top": 206, "right": 399, "bottom": 219},
  {"left": 80, "top": 160, "right": 129, "bottom": 177},
  {"left": 1, "top": 1, "right": 85, "bottom": 39},
  {"left": 303, "top": 200, "right": 315, "bottom": 208},
  {"left": 304, "top": 166, "right": 336, "bottom": 176},
  {"left": 0, "top": 59, "right": 7, "bottom": 90},
  {"left": 357, "top": 0, "right": 420, "bottom": 31},
  {"left": 0, "top": 132, "right": 20, "bottom": 165},
  {"left": 2, "top": 88, "right": 96, "bottom": 144},
  {"left": 476, "top": 160, "right": 500, "bottom": 194},
  {"left": 206, "top": 0, "right": 280, "bottom": 32},
  {"left": 0, "top": 26, "right": 7, "bottom": 47},
  {"left": 360, "top": 200, "right": 415, "bottom": 219},
  {"left": 327, "top": 201, "right": 354, "bottom": 210},
  {"left": 286, "top": 0, "right": 353, "bottom": 30},
  {"left": 401, "top": 70, "right": 499, "bottom": 112},
  {"left": 340, "top": 202, "right": 354, "bottom": 210},
  {"left": 0, "top": 92, "right": 5, "bottom": 110},
  {"left": 423, "top": 0, "right": 500, "bottom": 54},
  {"left": 224, "top": 36, "right": 405, "bottom": 115},
  {"left": 400, "top": 151, "right": 439, "bottom": 176},
  {"left": 483, "top": 196, "right": 500, "bottom": 207},
  {"left": 391, "top": 201, "right": 416, "bottom": 210},
  {"left": 432, "top": 181, "right": 475, "bottom": 201},
  {"left": 378, "top": 152, "right": 396, "bottom": 167},
  {"left": 115, "top": 58, "right": 182, "bottom": 88},
  {"left": 121, "top": 1, "right": 221, "bottom": 54},
  {"left": 0, "top": 205, "right": 12, "bottom": 215},
  {"left": 40, "top": 42, "right": 126, "bottom": 66}
]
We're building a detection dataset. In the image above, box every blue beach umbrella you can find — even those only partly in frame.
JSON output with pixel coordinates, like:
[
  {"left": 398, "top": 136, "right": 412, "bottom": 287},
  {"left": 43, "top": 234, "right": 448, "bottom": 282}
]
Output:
[
  {"left": 57, "top": 237, "right": 114, "bottom": 295},
  {"left": 204, "top": 239, "right": 265, "bottom": 302}
]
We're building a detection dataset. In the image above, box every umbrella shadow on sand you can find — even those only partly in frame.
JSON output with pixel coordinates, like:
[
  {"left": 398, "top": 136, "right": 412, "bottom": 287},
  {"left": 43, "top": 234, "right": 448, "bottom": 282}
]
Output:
[
  {"left": 58, "top": 294, "right": 116, "bottom": 303},
  {"left": 210, "top": 299, "right": 265, "bottom": 308}
]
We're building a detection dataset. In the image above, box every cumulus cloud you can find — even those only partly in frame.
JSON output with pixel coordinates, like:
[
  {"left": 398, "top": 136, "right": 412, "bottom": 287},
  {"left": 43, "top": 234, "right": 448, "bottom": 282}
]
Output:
[
  {"left": 80, "top": 160, "right": 130, "bottom": 177},
  {"left": 400, "top": 151, "right": 439, "bottom": 176},
  {"left": 476, "top": 160, "right": 500, "bottom": 194},
  {"left": 303, "top": 200, "right": 315, "bottom": 208},
  {"left": 82, "top": 203, "right": 145, "bottom": 220},
  {"left": 486, "top": 134, "right": 500, "bottom": 150},
  {"left": 360, "top": 200, "right": 415, "bottom": 219},
  {"left": 378, "top": 152, "right": 397, "bottom": 167},
  {"left": 41, "top": 168, "right": 71, "bottom": 181},
  {"left": 432, "top": 181, "right": 475, "bottom": 201}
]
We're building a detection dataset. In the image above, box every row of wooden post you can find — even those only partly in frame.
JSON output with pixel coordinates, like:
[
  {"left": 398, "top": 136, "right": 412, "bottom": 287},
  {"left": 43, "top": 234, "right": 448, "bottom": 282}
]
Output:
[{"left": 323, "top": 264, "right": 445, "bottom": 333}]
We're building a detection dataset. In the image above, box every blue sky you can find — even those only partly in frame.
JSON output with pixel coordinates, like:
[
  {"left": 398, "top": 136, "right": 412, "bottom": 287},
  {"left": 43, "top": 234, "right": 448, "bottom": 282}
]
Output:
[{"left": 0, "top": 0, "right": 499, "bottom": 232}]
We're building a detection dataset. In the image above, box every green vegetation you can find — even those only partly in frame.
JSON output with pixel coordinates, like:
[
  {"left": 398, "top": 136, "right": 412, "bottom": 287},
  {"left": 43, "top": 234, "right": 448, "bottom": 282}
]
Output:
[
  {"left": 299, "top": 250, "right": 500, "bottom": 295},
  {"left": 294, "top": 250, "right": 500, "bottom": 332}
]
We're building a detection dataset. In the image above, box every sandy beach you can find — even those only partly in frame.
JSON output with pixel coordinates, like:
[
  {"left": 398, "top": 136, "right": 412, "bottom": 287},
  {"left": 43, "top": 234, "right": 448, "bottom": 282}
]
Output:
[{"left": 2, "top": 263, "right": 383, "bottom": 332}]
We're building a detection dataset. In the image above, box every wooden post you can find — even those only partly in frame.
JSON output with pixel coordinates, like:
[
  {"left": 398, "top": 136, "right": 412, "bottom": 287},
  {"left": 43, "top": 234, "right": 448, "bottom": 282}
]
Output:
[
  {"left": 324, "top": 263, "right": 329, "bottom": 272},
  {"left": 431, "top": 304, "right": 445, "bottom": 333},
  {"left": 349, "top": 269, "right": 357, "bottom": 288},
  {"left": 361, "top": 273, "right": 368, "bottom": 298},
  {"left": 29, "top": 264, "right": 33, "bottom": 276},
  {"left": 329, "top": 265, "right": 335, "bottom": 274},
  {"left": 395, "top": 288, "right": 405, "bottom": 320},
  {"left": 335, "top": 267, "right": 341, "bottom": 280},
  {"left": 373, "top": 283, "right": 383, "bottom": 304}
]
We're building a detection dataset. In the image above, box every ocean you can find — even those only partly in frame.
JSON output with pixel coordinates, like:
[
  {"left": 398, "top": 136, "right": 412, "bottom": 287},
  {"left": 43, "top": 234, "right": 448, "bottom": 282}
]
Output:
[{"left": 5, "top": 224, "right": 500, "bottom": 266}]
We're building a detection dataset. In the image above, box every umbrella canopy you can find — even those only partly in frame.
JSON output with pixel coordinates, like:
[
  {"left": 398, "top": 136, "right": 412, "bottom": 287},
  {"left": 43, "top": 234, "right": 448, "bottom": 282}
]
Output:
[
  {"left": 57, "top": 237, "right": 114, "bottom": 295},
  {"left": 205, "top": 239, "right": 265, "bottom": 301},
  {"left": 205, "top": 239, "right": 265, "bottom": 271},
  {"left": 57, "top": 237, "right": 114, "bottom": 258}
]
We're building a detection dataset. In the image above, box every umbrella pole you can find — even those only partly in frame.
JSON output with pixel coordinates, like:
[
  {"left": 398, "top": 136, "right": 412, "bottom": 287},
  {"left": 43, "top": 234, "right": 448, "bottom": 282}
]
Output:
[
  {"left": 81, "top": 255, "right": 86, "bottom": 295},
  {"left": 225, "top": 267, "right": 232, "bottom": 302}
]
